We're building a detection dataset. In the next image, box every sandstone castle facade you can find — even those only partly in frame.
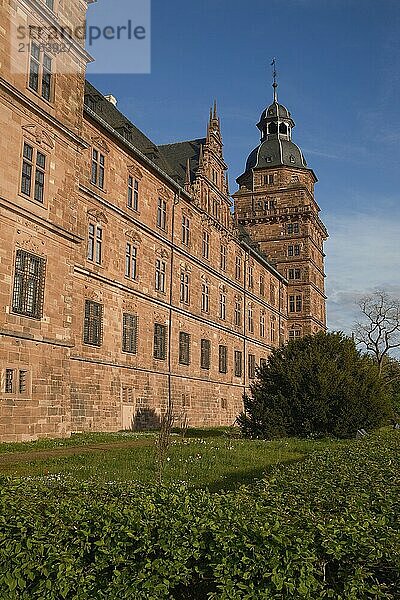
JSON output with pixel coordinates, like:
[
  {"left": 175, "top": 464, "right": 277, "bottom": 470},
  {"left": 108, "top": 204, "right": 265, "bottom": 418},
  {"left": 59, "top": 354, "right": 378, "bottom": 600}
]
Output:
[{"left": 0, "top": 0, "right": 327, "bottom": 442}]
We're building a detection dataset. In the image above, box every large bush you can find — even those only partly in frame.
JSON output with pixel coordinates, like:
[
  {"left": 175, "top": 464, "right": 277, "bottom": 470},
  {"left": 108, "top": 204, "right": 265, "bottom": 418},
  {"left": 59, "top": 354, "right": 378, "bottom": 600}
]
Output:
[
  {"left": 238, "top": 332, "right": 392, "bottom": 439},
  {"left": 0, "top": 432, "right": 399, "bottom": 599}
]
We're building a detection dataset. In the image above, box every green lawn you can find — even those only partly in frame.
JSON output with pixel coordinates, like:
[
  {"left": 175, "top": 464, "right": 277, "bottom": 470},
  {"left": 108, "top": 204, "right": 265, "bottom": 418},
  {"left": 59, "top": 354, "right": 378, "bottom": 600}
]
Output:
[{"left": 0, "top": 428, "right": 348, "bottom": 491}]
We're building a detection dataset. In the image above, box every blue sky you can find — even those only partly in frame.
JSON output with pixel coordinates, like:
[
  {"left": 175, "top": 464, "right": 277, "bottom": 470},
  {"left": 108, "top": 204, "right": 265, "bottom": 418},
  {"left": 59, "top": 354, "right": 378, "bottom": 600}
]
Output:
[{"left": 87, "top": 0, "right": 400, "bottom": 334}]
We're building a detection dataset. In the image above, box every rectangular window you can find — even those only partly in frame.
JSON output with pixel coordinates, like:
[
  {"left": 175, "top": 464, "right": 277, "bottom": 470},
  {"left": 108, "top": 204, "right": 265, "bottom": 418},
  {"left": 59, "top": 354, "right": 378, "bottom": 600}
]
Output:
[
  {"left": 260, "top": 312, "right": 265, "bottom": 337},
  {"left": 87, "top": 224, "right": 102, "bottom": 265},
  {"left": 248, "top": 305, "right": 254, "bottom": 333},
  {"left": 200, "top": 339, "right": 211, "bottom": 370},
  {"left": 19, "top": 370, "right": 28, "bottom": 394},
  {"left": 235, "top": 256, "right": 242, "bottom": 280},
  {"left": 155, "top": 260, "right": 166, "bottom": 292},
  {"left": 91, "top": 149, "right": 105, "bottom": 189},
  {"left": 219, "top": 345, "right": 227, "bottom": 374},
  {"left": 154, "top": 323, "right": 167, "bottom": 360},
  {"left": 122, "top": 313, "right": 138, "bottom": 354},
  {"left": 220, "top": 245, "right": 227, "bottom": 271},
  {"left": 5, "top": 369, "right": 14, "bottom": 394},
  {"left": 202, "top": 230, "right": 210, "bottom": 259},
  {"left": 12, "top": 250, "right": 46, "bottom": 319},
  {"left": 260, "top": 358, "right": 267, "bottom": 369},
  {"left": 289, "top": 295, "right": 295, "bottom": 313},
  {"left": 270, "top": 283, "right": 276, "bottom": 306},
  {"left": 289, "top": 329, "right": 301, "bottom": 341},
  {"left": 29, "top": 43, "right": 52, "bottom": 100},
  {"left": 271, "top": 318, "right": 276, "bottom": 343},
  {"left": 219, "top": 292, "right": 226, "bottom": 320},
  {"left": 83, "top": 300, "right": 103, "bottom": 346},
  {"left": 125, "top": 243, "right": 137, "bottom": 280},
  {"left": 182, "top": 215, "right": 190, "bottom": 245},
  {"left": 287, "top": 222, "right": 299, "bottom": 235},
  {"left": 127, "top": 176, "right": 139, "bottom": 210},
  {"left": 296, "top": 295, "right": 303, "bottom": 312},
  {"left": 179, "top": 332, "right": 191, "bottom": 365},
  {"left": 264, "top": 174, "right": 274, "bottom": 185},
  {"left": 294, "top": 245, "right": 300, "bottom": 256},
  {"left": 21, "top": 142, "right": 46, "bottom": 204},
  {"left": 259, "top": 275, "right": 265, "bottom": 296},
  {"left": 247, "top": 265, "right": 254, "bottom": 289},
  {"left": 288, "top": 245, "right": 294, "bottom": 257},
  {"left": 248, "top": 354, "right": 256, "bottom": 379},
  {"left": 180, "top": 272, "right": 190, "bottom": 304},
  {"left": 157, "top": 198, "right": 167, "bottom": 230},
  {"left": 234, "top": 350, "right": 242, "bottom": 378},
  {"left": 201, "top": 283, "right": 209, "bottom": 313},
  {"left": 234, "top": 297, "right": 242, "bottom": 327}
]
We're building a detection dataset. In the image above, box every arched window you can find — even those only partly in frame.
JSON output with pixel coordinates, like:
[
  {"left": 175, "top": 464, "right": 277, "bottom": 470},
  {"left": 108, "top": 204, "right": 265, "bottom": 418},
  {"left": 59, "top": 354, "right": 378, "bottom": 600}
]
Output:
[
  {"left": 268, "top": 122, "right": 278, "bottom": 135},
  {"left": 279, "top": 122, "right": 288, "bottom": 135}
]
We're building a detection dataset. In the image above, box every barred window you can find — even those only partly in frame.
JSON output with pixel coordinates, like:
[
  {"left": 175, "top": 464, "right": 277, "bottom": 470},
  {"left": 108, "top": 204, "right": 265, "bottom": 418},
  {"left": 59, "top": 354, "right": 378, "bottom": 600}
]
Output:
[
  {"left": 235, "top": 255, "right": 242, "bottom": 280},
  {"left": 21, "top": 142, "right": 46, "bottom": 203},
  {"left": 155, "top": 260, "right": 166, "bottom": 292},
  {"left": 219, "top": 345, "right": 227, "bottom": 374},
  {"left": 182, "top": 215, "right": 190, "bottom": 245},
  {"left": 125, "top": 243, "right": 137, "bottom": 280},
  {"left": 201, "top": 283, "right": 210, "bottom": 313},
  {"left": 83, "top": 300, "right": 103, "bottom": 346},
  {"left": 157, "top": 198, "right": 167, "bottom": 230},
  {"left": 234, "top": 350, "right": 242, "bottom": 378},
  {"left": 219, "top": 292, "right": 226, "bottom": 320},
  {"left": 29, "top": 42, "right": 52, "bottom": 101},
  {"left": 128, "top": 176, "right": 139, "bottom": 210},
  {"left": 202, "top": 230, "right": 210, "bottom": 259},
  {"left": 179, "top": 332, "right": 191, "bottom": 365},
  {"left": 12, "top": 250, "right": 46, "bottom": 319},
  {"left": 220, "top": 245, "right": 227, "bottom": 271},
  {"left": 234, "top": 297, "right": 242, "bottom": 327},
  {"left": 91, "top": 149, "right": 105, "bottom": 189},
  {"left": 200, "top": 339, "right": 211, "bottom": 370},
  {"left": 122, "top": 313, "right": 138, "bottom": 354},
  {"left": 180, "top": 272, "right": 190, "bottom": 304},
  {"left": 5, "top": 369, "right": 14, "bottom": 393},
  {"left": 19, "top": 370, "right": 28, "bottom": 394},
  {"left": 154, "top": 323, "right": 167, "bottom": 360},
  {"left": 248, "top": 354, "right": 256, "bottom": 379},
  {"left": 87, "top": 223, "right": 102, "bottom": 265}
]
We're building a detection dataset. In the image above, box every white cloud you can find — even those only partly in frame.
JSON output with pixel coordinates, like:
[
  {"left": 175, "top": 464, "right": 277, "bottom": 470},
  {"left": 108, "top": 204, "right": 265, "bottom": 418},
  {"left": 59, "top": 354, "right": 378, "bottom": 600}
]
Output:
[{"left": 324, "top": 210, "right": 400, "bottom": 334}]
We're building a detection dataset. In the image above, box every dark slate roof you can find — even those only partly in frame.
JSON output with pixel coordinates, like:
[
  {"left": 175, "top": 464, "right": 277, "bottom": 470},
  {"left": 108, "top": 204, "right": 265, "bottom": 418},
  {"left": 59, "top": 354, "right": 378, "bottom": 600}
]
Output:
[
  {"left": 84, "top": 81, "right": 173, "bottom": 175},
  {"left": 158, "top": 139, "right": 206, "bottom": 186},
  {"left": 245, "top": 138, "right": 308, "bottom": 171}
]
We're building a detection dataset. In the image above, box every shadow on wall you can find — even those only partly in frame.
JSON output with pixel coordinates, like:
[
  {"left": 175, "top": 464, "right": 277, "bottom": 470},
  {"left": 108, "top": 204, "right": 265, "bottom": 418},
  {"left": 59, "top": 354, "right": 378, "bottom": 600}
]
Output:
[{"left": 130, "top": 408, "right": 161, "bottom": 431}]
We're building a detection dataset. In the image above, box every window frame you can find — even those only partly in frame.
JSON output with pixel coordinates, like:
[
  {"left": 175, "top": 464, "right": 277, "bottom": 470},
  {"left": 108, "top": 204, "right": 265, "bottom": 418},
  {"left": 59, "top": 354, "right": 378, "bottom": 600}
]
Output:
[
  {"left": 83, "top": 300, "right": 103, "bottom": 347},
  {"left": 179, "top": 332, "right": 191, "bottom": 365},
  {"left": 12, "top": 249, "right": 46, "bottom": 320},
  {"left": 122, "top": 313, "right": 138, "bottom": 354},
  {"left": 153, "top": 323, "right": 167, "bottom": 360}
]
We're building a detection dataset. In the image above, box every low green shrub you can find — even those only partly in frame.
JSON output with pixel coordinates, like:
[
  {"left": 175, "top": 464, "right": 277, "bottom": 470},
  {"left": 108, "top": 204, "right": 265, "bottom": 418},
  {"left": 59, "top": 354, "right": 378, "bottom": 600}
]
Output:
[{"left": 0, "top": 432, "right": 398, "bottom": 599}]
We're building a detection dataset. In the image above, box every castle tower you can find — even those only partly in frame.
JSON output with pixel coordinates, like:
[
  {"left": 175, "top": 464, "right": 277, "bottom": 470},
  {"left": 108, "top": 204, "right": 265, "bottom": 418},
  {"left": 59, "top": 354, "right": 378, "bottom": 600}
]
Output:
[{"left": 233, "top": 77, "right": 328, "bottom": 339}]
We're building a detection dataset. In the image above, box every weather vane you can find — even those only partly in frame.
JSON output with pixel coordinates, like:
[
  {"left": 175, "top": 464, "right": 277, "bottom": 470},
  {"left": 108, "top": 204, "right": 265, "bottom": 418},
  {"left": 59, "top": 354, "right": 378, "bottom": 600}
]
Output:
[{"left": 271, "top": 58, "right": 278, "bottom": 102}]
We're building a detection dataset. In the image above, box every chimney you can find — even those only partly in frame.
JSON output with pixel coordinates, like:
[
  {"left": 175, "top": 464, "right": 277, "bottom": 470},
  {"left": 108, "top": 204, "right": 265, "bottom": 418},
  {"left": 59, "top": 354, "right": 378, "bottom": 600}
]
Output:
[{"left": 104, "top": 94, "right": 118, "bottom": 107}]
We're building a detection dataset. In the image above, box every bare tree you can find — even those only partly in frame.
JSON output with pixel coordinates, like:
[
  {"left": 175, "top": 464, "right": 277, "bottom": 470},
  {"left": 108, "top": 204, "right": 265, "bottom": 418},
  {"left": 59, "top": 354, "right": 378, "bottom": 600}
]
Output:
[{"left": 355, "top": 291, "right": 400, "bottom": 377}]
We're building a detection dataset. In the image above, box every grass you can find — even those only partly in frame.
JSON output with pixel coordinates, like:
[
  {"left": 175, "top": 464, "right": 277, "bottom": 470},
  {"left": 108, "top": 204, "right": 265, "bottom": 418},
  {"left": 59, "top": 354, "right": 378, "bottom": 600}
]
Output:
[{"left": 0, "top": 428, "right": 350, "bottom": 492}]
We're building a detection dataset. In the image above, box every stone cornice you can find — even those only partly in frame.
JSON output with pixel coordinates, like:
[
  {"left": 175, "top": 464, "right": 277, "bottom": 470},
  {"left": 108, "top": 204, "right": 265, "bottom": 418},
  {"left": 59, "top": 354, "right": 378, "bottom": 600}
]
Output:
[
  {"left": 0, "top": 77, "right": 88, "bottom": 149},
  {"left": 0, "top": 195, "right": 83, "bottom": 244}
]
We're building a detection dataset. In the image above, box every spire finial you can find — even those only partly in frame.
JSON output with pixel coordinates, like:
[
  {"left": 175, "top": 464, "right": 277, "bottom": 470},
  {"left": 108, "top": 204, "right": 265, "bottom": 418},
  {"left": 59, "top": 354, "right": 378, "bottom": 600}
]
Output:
[
  {"left": 271, "top": 58, "right": 278, "bottom": 102},
  {"left": 213, "top": 99, "right": 217, "bottom": 119}
]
